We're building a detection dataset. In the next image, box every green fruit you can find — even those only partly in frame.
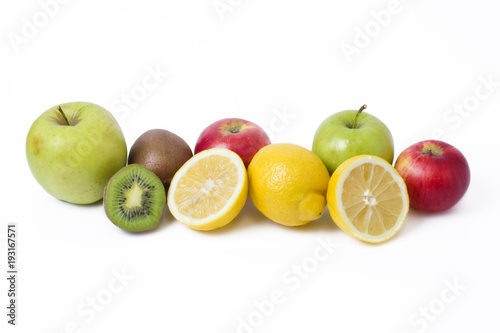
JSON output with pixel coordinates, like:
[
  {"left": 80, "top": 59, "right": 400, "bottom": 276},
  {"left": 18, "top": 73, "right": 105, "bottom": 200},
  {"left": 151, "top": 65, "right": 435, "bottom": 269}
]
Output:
[
  {"left": 104, "top": 164, "right": 166, "bottom": 232},
  {"left": 312, "top": 105, "right": 394, "bottom": 175},
  {"left": 26, "top": 102, "right": 127, "bottom": 204},
  {"left": 128, "top": 129, "right": 193, "bottom": 192}
]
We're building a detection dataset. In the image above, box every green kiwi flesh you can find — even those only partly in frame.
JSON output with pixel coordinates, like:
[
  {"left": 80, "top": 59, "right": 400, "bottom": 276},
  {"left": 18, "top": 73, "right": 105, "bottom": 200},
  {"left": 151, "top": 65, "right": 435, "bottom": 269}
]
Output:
[{"left": 104, "top": 164, "right": 166, "bottom": 232}]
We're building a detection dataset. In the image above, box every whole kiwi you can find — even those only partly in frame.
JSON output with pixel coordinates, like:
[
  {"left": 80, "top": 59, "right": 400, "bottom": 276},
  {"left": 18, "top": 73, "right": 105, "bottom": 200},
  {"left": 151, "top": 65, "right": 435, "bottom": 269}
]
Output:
[{"left": 128, "top": 129, "right": 193, "bottom": 193}]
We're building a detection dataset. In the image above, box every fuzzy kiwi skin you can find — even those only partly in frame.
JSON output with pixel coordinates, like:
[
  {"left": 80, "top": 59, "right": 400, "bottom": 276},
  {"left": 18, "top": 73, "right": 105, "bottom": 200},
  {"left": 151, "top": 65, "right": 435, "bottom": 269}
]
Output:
[{"left": 128, "top": 129, "right": 193, "bottom": 192}]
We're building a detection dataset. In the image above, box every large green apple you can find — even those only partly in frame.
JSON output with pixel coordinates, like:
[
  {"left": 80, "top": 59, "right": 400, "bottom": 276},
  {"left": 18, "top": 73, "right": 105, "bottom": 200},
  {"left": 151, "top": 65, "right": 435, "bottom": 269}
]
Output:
[
  {"left": 312, "top": 105, "right": 394, "bottom": 174},
  {"left": 26, "top": 102, "right": 127, "bottom": 204}
]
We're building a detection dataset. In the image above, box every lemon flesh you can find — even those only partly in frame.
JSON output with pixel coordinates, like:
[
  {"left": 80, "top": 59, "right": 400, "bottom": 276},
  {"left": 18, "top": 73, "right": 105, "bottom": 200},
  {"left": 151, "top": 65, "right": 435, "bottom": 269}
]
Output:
[
  {"left": 328, "top": 155, "right": 409, "bottom": 243},
  {"left": 167, "top": 148, "right": 248, "bottom": 231}
]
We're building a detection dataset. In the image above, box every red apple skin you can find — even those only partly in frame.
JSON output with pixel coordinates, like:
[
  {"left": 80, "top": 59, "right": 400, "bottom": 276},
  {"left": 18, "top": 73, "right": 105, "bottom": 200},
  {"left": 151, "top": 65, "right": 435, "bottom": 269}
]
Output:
[
  {"left": 194, "top": 118, "right": 271, "bottom": 167},
  {"left": 394, "top": 140, "right": 470, "bottom": 212}
]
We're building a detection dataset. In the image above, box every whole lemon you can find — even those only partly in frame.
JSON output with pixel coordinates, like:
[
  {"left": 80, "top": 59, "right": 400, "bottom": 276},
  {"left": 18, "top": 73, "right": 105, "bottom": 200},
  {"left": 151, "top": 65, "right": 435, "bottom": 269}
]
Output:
[{"left": 248, "top": 143, "right": 330, "bottom": 226}]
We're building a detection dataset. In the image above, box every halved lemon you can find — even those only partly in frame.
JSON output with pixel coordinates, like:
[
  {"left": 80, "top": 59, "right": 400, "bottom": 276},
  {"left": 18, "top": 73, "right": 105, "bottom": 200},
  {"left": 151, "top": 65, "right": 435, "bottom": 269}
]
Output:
[
  {"left": 327, "top": 155, "right": 409, "bottom": 243},
  {"left": 167, "top": 148, "right": 248, "bottom": 231}
]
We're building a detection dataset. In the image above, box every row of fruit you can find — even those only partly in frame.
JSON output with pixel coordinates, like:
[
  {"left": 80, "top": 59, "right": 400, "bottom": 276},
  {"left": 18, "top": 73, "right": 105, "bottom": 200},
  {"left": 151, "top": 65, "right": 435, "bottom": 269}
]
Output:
[{"left": 26, "top": 102, "right": 470, "bottom": 243}]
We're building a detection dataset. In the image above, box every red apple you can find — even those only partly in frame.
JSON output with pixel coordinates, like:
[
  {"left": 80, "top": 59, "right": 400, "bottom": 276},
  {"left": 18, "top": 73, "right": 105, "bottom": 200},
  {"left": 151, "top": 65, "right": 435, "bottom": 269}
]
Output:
[
  {"left": 195, "top": 118, "right": 271, "bottom": 167},
  {"left": 394, "top": 140, "right": 470, "bottom": 212}
]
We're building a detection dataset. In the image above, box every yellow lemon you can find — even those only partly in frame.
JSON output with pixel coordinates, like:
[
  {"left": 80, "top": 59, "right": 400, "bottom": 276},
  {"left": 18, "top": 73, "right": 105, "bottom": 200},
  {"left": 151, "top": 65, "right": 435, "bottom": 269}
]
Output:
[
  {"left": 248, "top": 143, "right": 330, "bottom": 226},
  {"left": 167, "top": 148, "right": 248, "bottom": 231},
  {"left": 327, "top": 155, "right": 409, "bottom": 243}
]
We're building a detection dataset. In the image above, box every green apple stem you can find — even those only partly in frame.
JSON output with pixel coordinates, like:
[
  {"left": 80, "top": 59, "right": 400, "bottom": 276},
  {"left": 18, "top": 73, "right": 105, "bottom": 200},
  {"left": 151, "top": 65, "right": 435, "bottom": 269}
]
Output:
[
  {"left": 58, "top": 106, "right": 70, "bottom": 126},
  {"left": 352, "top": 104, "right": 367, "bottom": 129}
]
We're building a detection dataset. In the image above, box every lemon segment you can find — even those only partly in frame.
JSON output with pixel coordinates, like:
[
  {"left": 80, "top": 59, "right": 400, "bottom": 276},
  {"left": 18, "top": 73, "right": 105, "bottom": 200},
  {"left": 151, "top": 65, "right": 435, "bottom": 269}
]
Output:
[
  {"left": 167, "top": 148, "right": 248, "bottom": 231},
  {"left": 327, "top": 155, "right": 409, "bottom": 243}
]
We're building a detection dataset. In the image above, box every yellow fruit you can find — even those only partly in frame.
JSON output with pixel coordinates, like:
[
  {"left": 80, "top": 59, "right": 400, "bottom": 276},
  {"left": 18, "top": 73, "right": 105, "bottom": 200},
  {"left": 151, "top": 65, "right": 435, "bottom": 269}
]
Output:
[
  {"left": 167, "top": 148, "right": 248, "bottom": 231},
  {"left": 327, "top": 155, "right": 409, "bottom": 243},
  {"left": 248, "top": 143, "right": 330, "bottom": 226}
]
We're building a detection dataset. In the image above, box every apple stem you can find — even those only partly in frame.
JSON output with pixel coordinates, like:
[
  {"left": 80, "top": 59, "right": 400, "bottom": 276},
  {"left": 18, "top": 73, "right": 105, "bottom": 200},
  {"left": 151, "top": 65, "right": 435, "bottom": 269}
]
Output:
[
  {"left": 58, "top": 106, "right": 70, "bottom": 126},
  {"left": 423, "top": 148, "right": 434, "bottom": 156},
  {"left": 352, "top": 104, "right": 367, "bottom": 129}
]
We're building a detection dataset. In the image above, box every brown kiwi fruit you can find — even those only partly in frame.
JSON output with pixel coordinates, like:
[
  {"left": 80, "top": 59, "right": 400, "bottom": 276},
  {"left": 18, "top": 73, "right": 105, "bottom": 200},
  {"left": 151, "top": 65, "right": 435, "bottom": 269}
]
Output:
[{"left": 128, "top": 129, "right": 193, "bottom": 193}]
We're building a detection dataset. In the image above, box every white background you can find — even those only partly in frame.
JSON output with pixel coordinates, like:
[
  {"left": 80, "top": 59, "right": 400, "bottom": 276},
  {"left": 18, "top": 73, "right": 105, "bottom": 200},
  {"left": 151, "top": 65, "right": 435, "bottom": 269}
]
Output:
[{"left": 1, "top": 0, "right": 499, "bottom": 332}]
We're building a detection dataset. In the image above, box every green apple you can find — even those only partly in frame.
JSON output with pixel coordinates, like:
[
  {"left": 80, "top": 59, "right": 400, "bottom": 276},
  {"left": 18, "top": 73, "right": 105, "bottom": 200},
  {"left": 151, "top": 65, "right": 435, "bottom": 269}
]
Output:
[
  {"left": 312, "top": 105, "right": 394, "bottom": 174},
  {"left": 26, "top": 102, "right": 127, "bottom": 204}
]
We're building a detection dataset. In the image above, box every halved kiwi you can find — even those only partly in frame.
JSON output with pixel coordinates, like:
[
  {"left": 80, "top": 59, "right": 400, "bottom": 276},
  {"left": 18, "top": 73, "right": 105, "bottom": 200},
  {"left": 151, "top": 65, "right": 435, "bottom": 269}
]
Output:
[{"left": 104, "top": 164, "right": 166, "bottom": 232}]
